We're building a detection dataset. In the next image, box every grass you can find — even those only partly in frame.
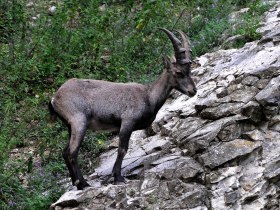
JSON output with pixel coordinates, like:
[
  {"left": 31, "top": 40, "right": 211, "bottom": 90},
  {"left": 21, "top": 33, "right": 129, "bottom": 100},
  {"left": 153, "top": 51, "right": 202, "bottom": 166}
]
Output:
[{"left": 0, "top": 0, "right": 271, "bottom": 209}]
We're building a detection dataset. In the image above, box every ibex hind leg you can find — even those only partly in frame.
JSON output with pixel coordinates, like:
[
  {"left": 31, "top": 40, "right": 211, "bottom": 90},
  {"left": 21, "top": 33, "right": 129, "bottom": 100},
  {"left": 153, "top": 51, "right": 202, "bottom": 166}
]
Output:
[
  {"left": 64, "top": 116, "right": 90, "bottom": 190},
  {"left": 63, "top": 125, "right": 75, "bottom": 183}
]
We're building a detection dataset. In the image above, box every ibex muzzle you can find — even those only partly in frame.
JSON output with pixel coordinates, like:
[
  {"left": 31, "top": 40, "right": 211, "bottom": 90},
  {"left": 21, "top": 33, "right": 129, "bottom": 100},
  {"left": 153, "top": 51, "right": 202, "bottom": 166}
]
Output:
[{"left": 49, "top": 28, "right": 197, "bottom": 190}]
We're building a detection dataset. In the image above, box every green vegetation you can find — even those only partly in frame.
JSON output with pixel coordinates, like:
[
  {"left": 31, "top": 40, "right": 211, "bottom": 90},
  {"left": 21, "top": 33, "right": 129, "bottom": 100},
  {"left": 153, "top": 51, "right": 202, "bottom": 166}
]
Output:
[{"left": 0, "top": 0, "right": 270, "bottom": 209}]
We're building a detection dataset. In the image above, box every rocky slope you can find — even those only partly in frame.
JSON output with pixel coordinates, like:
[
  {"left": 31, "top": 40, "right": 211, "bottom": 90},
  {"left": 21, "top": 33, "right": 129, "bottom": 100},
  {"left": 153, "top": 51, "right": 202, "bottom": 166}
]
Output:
[{"left": 51, "top": 2, "right": 280, "bottom": 210}]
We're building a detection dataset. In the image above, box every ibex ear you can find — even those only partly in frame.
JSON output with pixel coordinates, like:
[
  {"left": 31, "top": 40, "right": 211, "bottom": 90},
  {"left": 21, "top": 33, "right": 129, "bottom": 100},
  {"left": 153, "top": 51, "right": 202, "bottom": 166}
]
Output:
[{"left": 162, "top": 55, "right": 172, "bottom": 70}]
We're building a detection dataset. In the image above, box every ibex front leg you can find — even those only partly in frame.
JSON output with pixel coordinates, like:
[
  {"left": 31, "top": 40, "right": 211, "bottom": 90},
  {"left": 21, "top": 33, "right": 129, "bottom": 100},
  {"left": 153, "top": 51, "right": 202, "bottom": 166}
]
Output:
[{"left": 112, "top": 121, "right": 134, "bottom": 184}]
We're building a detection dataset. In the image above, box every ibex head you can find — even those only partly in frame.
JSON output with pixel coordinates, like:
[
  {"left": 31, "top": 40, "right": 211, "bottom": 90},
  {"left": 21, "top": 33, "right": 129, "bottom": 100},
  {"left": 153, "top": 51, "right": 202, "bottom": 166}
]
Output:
[{"left": 160, "top": 28, "right": 197, "bottom": 97}]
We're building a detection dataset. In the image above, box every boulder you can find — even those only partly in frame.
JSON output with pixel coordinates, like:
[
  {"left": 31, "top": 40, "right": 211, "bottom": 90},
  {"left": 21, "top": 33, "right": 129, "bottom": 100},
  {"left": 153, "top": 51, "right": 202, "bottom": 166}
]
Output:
[
  {"left": 255, "top": 75, "right": 280, "bottom": 106},
  {"left": 199, "top": 139, "right": 262, "bottom": 169}
]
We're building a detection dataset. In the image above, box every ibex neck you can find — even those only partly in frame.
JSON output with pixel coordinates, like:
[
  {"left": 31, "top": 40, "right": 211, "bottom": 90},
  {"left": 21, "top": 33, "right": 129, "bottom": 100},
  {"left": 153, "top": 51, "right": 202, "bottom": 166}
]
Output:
[{"left": 149, "top": 70, "right": 173, "bottom": 113}]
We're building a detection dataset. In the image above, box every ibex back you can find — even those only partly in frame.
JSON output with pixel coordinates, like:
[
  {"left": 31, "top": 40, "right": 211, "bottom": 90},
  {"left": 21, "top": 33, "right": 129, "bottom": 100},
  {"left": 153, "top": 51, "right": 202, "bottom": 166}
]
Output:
[{"left": 49, "top": 28, "right": 197, "bottom": 190}]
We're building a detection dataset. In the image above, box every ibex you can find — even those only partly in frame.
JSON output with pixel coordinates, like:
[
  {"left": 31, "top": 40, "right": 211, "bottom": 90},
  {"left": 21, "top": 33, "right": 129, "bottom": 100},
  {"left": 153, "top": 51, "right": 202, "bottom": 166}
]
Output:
[{"left": 49, "top": 28, "right": 197, "bottom": 190}]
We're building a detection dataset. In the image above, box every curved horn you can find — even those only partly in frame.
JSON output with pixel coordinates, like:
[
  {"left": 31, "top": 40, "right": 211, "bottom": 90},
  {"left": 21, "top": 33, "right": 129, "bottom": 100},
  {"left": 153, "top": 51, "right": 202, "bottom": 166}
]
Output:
[
  {"left": 159, "top": 28, "right": 189, "bottom": 65},
  {"left": 176, "top": 30, "right": 192, "bottom": 64}
]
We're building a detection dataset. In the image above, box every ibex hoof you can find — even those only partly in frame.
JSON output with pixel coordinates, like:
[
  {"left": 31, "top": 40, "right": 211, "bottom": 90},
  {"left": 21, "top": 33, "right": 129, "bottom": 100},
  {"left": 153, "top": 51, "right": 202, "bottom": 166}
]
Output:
[
  {"left": 76, "top": 179, "right": 90, "bottom": 190},
  {"left": 114, "top": 176, "right": 127, "bottom": 185}
]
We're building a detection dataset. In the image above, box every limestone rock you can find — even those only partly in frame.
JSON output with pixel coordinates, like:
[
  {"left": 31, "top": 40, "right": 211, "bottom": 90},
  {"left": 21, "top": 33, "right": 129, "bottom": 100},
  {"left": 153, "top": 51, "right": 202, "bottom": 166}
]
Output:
[
  {"left": 199, "top": 139, "right": 262, "bottom": 169},
  {"left": 255, "top": 75, "right": 280, "bottom": 106},
  {"left": 148, "top": 155, "right": 203, "bottom": 180},
  {"left": 264, "top": 157, "right": 280, "bottom": 182},
  {"left": 241, "top": 101, "right": 264, "bottom": 123},
  {"left": 200, "top": 102, "right": 243, "bottom": 120}
]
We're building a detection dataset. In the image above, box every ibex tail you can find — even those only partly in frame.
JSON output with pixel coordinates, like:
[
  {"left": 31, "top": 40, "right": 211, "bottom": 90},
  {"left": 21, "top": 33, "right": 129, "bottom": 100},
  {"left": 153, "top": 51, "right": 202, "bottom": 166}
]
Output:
[{"left": 48, "top": 100, "right": 57, "bottom": 123}]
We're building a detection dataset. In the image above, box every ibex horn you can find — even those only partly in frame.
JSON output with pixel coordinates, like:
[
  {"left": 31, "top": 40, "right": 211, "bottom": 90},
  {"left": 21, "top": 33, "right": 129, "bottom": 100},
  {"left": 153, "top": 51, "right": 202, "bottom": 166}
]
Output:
[
  {"left": 159, "top": 28, "right": 190, "bottom": 65},
  {"left": 176, "top": 30, "right": 192, "bottom": 64}
]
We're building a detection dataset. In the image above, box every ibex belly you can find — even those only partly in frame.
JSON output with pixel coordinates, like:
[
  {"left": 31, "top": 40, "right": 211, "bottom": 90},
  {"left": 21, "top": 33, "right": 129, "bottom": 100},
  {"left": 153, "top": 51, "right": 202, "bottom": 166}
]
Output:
[{"left": 88, "top": 119, "right": 120, "bottom": 132}]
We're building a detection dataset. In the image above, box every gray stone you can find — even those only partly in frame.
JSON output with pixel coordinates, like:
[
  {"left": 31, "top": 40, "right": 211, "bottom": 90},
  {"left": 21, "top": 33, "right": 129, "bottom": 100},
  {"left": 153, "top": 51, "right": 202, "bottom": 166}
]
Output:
[
  {"left": 241, "top": 101, "right": 264, "bottom": 123},
  {"left": 165, "top": 181, "right": 209, "bottom": 209},
  {"left": 180, "top": 116, "right": 247, "bottom": 154},
  {"left": 255, "top": 75, "right": 280, "bottom": 106},
  {"left": 256, "top": 78, "right": 270, "bottom": 89},
  {"left": 141, "top": 135, "right": 171, "bottom": 154},
  {"left": 148, "top": 156, "right": 203, "bottom": 180},
  {"left": 48, "top": 6, "right": 56, "bottom": 15},
  {"left": 161, "top": 116, "right": 180, "bottom": 136},
  {"left": 264, "top": 157, "right": 280, "bottom": 182},
  {"left": 179, "top": 119, "right": 222, "bottom": 153},
  {"left": 199, "top": 139, "right": 262, "bottom": 169},
  {"left": 268, "top": 114, "right": 280, "bottom": 126},
  {"left": 263, "top": 105, "right": 279, "bottom": 119},
  {"left": 225, "top": 190, "right": 240, "bottom": 205},
  {"left": 189, "top": 207, "right": 209, "bottom": 210},
  {"left": 259, "top": 27, "right": 280, "bottom": 45},
  {"left": 195, "top": 92, "right": 218, "bottom": 112},
  {"left": 216, "top": 87, "right": 228, "bottom": 98},
  {"left": 200, "top": 102, "right": 243, "bottom": 120},
  {"left": 217, "top": 122, "right": 242, "bottom": 142},
  {"left": 241, "top": 130, "right": 265, "bottom": 141},
  {"left": 95, "top": 135, "right": 172, "bottom": 177},
  {"left": 151, "top": 154, "right": 181, "bottom": 165},
  {"left": 262, "top": 130, "right": 280, "bottom": 166},
  {"left": 242, "top": 76, "right": 259, "bottom": 86},
  {"left": 95, "top": 148, "right": 118, "bottom": 176},
  {"left": 50, "top": 187, "right": 105, "bottom": 209},
  {"left": 173, "top": 117, "right": 208, "bottom": 144},
  {"left": 268, "top": 115, "right": 280, "bottom": 131},
  {"left": 228, "top": 86, "right": 259, "bottom": 103},
  {"left": 206, "top": 166, "right": 242, "bottom": 184}
]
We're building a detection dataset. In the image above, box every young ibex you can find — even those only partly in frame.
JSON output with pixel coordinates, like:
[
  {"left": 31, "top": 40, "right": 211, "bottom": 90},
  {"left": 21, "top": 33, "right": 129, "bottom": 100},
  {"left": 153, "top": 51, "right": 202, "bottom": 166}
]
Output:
[{"left": 49, "top": 28, "right": 197, "bottom": 190}]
